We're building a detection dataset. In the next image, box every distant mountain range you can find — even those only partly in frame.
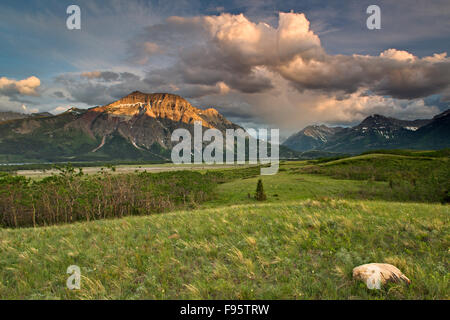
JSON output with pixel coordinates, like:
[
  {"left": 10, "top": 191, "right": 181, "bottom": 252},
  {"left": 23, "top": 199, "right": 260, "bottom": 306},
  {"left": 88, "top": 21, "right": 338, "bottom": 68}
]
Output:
[
  {"left": 0, "top": 91, "right": 298, "bottom": 163},
  {"left": 2, "top": 92, "right": 448, "bottom": 163},
  {"left": 283, "top": 109, "right": 450, "bottom": 153}
]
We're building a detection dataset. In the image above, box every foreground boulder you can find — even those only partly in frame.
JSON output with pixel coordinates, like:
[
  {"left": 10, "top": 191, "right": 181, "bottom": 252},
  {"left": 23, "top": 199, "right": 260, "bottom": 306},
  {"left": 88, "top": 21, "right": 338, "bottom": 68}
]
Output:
[{"left": 352, "top": 263, "right": 411, "bottom": 289}]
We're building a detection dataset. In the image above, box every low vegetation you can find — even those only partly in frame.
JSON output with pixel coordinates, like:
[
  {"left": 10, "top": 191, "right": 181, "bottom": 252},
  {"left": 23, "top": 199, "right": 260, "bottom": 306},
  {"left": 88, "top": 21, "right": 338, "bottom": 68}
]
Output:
[
  {"left": 0, "top": 200, "right": 448, "bottom": 299},
  {"left": 0, "top": 150, "right": 448, "bottom": 299},
  {"left": 301, "top": 153, "right": 450, "bottom": 203},
  {"left": 0, "top": 165, "right": 259, "bottom": 228}
]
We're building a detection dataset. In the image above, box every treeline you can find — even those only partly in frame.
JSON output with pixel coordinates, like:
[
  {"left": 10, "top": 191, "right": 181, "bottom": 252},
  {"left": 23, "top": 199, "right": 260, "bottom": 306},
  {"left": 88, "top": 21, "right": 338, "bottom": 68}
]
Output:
[
  {"left": 0, "top": 165, "right": 259, "bottom": 228},
  {"left": 0, "top": 160, "right": 172, "bottom": 173}
]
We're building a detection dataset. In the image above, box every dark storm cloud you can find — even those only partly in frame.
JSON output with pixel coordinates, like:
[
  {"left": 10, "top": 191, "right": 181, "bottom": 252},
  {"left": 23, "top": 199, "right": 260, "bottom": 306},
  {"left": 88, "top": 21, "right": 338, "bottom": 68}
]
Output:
[
  {"left": 280, "top": 52, "right": 450, "bottom": 100},
  {"left": 129, "top": 12, "right": 450, "bottom": 102}
]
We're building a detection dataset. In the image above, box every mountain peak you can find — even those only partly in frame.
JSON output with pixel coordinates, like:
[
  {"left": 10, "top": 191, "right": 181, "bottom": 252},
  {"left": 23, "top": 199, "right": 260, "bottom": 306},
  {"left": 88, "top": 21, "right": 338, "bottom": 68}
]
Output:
[
  {"left": 124, "top": 91, "right": 183, "bottom": 100},
  {"left": 58, "top": 91, "right": 242, "bottom": 153},
  {"left": 124, "top": 90, "right": 146, "bottom": 98},
  {"left": 85, "top": 91, "right": 239, "bottom": 134},
  {"left": 367, "top": 114, "right": 390, "bottom": 121},
  {"left": 105, "top": 91, "right": 190, "bottom": 110},
  {"left": 201, "top": 107, "right": 220, "bottom": 115},
  {"left": 283, "top": 109, "right": 449, "bottom": 153},
  {"left": 358, "top": 114, "right": 393, "bottom": 128},
  {"left": 283, "top": 124, "right": 344, "bottom": 151},
  {"left": 301, "top": 124, "right": 341, "bottom": 136}
]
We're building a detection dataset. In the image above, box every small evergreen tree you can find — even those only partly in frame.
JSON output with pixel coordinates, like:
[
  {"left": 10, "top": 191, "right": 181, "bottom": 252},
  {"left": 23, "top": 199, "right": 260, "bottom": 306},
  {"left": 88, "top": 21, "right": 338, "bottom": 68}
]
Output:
[{"left": 255, "top": 179, "right": 267, "bottom": 201}]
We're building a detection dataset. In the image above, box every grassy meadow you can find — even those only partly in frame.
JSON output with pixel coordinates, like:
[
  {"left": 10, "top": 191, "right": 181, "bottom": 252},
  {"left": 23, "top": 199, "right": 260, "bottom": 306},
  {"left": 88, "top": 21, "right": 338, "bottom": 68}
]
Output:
[{"left": 0, "top": 152, "right": 448, "bottom": 299}]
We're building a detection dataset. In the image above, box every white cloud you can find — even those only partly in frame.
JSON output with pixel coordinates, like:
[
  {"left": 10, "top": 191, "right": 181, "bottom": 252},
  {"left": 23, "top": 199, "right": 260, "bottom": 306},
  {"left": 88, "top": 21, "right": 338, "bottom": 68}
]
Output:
[
  {"left": 379, "top": 49, "right": 416, "bottom": 62},
  {"left": 133, "top": 12, "right": 450, "bottom": 102},
  {"left": 0, "top": 76, "right": 41, "bottom": 96},
  {"left": 122, "top": 11, "right": 449, "bottom": 128},
  {"left": 0, "top": 76, "right": 41, "bottom": 113},
  {"left": 193, "top": 71, "right": 442, "bottom": 131},
  {"left": 54, "top": 11, "right": 449, "bottom": 130}
]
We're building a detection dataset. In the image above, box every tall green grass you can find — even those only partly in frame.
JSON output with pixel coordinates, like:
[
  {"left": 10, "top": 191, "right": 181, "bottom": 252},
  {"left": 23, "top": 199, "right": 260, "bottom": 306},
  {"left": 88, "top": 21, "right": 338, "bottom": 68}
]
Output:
[
  {"left": 0, "top": 200, "right": 448, "bottom": 299},
  {"left": 0, "top": 156, "right": 448, "bottom": 299}
]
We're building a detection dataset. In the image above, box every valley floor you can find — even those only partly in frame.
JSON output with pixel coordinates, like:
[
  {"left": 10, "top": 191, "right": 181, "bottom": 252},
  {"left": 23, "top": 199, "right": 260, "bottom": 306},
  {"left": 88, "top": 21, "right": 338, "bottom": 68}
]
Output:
[
  {"left": 1, "top": 157, "right": 449, "bottom": 299},
  {"left": 16, "top": 163, "right": 245, "bottom": 179}
]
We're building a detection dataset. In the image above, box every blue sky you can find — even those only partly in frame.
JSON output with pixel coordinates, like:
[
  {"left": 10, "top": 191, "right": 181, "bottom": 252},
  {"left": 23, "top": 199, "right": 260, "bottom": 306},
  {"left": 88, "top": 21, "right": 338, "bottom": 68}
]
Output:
[{"left": 1, "top": 0, "right": 449, "bottom": 134}]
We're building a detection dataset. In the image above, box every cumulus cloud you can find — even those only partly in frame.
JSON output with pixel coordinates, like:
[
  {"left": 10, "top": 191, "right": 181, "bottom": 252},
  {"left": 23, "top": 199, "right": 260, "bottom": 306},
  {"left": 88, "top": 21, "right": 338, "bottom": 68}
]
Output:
[
  {"left": 309, "top": 91, "right": 441, "bottom": 125},
  {"left": 130, "top": 12, "right": 450, "bottom": 103},
  {"left": 190, "top": 71, "right": 442, "bottom": 133},
  {"left": 0, "top": 76, "right": 42, "bottom": 113},
  {"left": 0, "top": 76, "right": 41, "bottom": 97},
  {"left": 278, "top": 49, "right": 450, "bottom": 100},
  {"left": 54, "top": 12, "right": 448, "bottom": 129}
]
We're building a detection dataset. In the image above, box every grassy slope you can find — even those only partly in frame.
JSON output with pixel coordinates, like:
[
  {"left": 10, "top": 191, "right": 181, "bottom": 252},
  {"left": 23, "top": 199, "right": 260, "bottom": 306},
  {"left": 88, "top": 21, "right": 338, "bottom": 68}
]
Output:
[
  {"left": 0, "top": 155, "right": 449, "bottom": 299},
  {"left": 300, "top": 154, "right": 449, "bottom": 203},
  {"left": 0, "top": 200, "right": 448, "bottom": 299}
]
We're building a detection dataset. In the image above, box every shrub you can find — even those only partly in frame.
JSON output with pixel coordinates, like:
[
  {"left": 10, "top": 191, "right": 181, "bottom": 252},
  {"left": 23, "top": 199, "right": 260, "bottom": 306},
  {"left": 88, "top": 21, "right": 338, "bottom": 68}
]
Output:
[{"left": 0, "top": 165, "right": 261, "bottom": 228}]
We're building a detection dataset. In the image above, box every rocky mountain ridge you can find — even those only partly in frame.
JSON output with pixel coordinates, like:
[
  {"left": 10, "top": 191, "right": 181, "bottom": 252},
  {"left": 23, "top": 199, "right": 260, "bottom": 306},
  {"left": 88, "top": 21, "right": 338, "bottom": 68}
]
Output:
[
  {"left": 283, "top": 110, "right": 450, "bottom": 153},
  {"left": 0, "top": 91, "right": 242, "bottom": 162}
]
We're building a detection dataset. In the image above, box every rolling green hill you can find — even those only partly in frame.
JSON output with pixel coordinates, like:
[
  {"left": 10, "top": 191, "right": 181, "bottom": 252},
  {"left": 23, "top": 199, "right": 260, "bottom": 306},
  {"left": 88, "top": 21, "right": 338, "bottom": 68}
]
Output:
[
  {"left": 0, "top": 197, "right": 448, "bottom": 299},
  {"left": 0, "top": 152, "right": 448, "bottom": 299}
]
